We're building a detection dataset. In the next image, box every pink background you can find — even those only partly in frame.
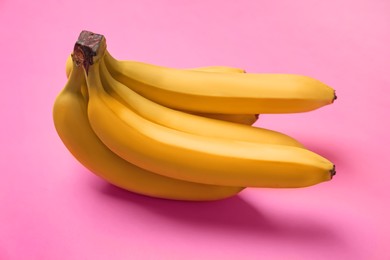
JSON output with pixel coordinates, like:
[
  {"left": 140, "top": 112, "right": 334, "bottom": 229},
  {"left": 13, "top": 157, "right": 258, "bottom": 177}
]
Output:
[{"left": 1, "top": 0, "right": 389, "bottom": 259}]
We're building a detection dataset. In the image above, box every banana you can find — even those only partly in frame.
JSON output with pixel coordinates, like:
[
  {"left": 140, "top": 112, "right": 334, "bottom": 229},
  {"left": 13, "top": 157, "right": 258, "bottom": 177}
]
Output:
[
  {"left": 66, "top": 55, "right": 258, "bottom": 125},
  {"left": 100, "top": 60, "right": 303, "bottom": 147},
  {"left": 85, "top": 51, "right": 335, "bottom": 188},
  {"left": 104, "top": 51, "right": 336, "bottom": 114},
  {"left": 53, "top": 60, "right": 244, "bottom": 201}
]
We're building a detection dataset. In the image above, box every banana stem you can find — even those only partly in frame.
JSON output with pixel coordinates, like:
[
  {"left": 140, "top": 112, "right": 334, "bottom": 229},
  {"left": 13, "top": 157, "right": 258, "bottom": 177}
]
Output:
[{"left": 72, "top": 30, "right": 106, "bottom": 74}]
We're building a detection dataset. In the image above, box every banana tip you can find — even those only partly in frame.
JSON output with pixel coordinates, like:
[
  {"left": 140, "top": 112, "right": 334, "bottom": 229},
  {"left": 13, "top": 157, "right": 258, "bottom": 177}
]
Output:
[
  {"left": 332, "top": 91, "right": 337, "bottom": 103},
  {"left": 330, "top": 165, "right": 336, "bottom": 179}
]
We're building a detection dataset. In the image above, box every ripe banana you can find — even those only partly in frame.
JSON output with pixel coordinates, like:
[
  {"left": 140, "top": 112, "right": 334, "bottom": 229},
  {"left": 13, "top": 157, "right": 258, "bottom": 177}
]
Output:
[
  {"left": 66, "top": 55, "right": 258, "bottom": 125},
  {"left": 53, "top": 60, "right": 244, "bottom": 201},
  {"left": 103, "top": 51, "right": 336, "bottom": 114},
  {"left": 100, "top": 60, "right": 303, "bottom": 147},
  {"left": 86, "top": 53, "right": 335, "bottom": 188}
]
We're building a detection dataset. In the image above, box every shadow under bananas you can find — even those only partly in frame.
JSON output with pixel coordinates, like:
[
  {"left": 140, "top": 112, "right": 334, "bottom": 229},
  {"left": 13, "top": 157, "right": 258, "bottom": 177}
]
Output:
[{"left": 97, "top": 180, "right": 342, "bottom": 246}]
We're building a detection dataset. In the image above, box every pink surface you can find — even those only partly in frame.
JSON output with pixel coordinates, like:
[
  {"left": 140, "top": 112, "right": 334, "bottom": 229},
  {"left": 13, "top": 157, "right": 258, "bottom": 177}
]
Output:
[{"left": 1, "top": 0, "right": 389, "bottom": 259}]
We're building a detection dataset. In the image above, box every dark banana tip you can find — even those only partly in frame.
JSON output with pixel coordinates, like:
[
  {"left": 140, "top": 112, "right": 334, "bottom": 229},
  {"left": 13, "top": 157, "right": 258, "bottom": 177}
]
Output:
[
  {"left": 332, "top": 91, "right": 337, "bottom": 103},
  {"left": 330, "top": 165, "right": 336, "bottom": 179}
]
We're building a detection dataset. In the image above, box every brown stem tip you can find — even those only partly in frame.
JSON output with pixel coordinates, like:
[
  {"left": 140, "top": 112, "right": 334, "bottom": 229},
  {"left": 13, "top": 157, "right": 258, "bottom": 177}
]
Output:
[
  {"left": 330, "top": 165, "right": 336, "bottom": 179},
  {"left": 71, "top": 30, "right": 105, "bottom": 75}
]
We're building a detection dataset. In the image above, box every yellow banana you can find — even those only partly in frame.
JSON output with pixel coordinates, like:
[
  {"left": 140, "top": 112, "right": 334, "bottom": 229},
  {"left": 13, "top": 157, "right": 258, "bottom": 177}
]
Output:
[
  {"left": 85, "top": 53, "right": 335, "bottom": 188},
  {"left": 53, "top": 60, "right": 244, "bottom": 201},
  {"left": 100, "top": 60, "right": 303, "bottom": 147},
  {"left": 104, "top": 51, "right": 336, "bottom": 114},
  {"left": 66, "top": 55, "right": 258, "bottom": 125}
]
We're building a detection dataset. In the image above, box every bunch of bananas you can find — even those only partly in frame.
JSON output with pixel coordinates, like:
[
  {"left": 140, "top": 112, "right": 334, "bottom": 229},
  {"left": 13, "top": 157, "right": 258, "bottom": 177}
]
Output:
[{"left": 53, "top": 31, "right": 337, "bottom": 201}]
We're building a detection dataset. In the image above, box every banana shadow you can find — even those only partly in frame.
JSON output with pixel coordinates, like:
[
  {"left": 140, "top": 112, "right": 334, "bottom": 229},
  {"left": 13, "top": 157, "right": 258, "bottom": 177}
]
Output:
[{"left": 97, "top": 181, "right": 344, "bottom": 246}]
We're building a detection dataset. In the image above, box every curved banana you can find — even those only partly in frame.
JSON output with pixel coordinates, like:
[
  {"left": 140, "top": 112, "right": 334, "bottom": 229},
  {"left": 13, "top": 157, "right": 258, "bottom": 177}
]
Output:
[
  {"left": 104, "top": 51, "right": 336, "bottom": 114},
  {"left": 66, "top": 55, "right": 258, "bottom": 125},
  {"left": 100, "top": 60, "right": 303, "bottom": 147},
  {"left": 53, "top": 61, "right": 244, "bottom": 201},
  {"left": 86, "top": 55, "right": 335, "bottom": 188}
]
